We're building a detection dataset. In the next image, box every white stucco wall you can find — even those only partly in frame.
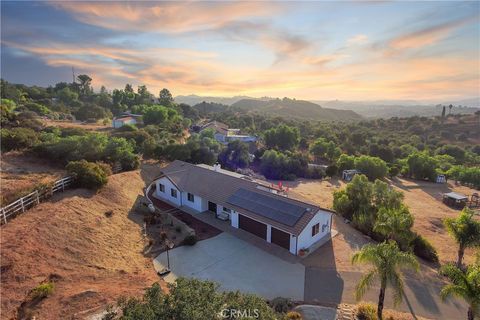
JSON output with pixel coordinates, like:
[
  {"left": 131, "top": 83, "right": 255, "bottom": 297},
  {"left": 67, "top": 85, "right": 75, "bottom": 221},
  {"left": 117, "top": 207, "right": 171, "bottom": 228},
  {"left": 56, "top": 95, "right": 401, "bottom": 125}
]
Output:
[
  {"left": 182, "top": 192, "right": 207, "bottom": 212},
  {"left": 289, "top": 234, "right": 297, "bottom": 255},
  {"left": 155, "top": 177, "right": 181, "bottom": 207},
  {"left": 296, "top": 210, "right": 332, "bottom": 254}
]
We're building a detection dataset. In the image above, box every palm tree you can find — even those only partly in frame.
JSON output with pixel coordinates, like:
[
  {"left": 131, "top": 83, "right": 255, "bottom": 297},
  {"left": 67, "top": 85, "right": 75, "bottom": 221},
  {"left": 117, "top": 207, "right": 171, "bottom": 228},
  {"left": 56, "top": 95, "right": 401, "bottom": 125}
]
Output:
[
  {"left": 374, "top": 206, "right": 414, "bottom": 246},
  {"left": 444, "top": 208, "right": 480, "bottom": 268},
  {"left": 440, "top": 263, "right": 480, "bottom": 320},
  {"left": 352, "top": 241, "right": 419, "bottom": 320}
]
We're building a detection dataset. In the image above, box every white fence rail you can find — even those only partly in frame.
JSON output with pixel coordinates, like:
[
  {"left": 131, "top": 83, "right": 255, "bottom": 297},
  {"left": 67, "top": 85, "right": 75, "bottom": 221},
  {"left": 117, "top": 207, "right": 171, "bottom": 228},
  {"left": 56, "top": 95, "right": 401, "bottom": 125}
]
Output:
[{"left": 1, "top": 176, "right": 74, "bottom": 225}]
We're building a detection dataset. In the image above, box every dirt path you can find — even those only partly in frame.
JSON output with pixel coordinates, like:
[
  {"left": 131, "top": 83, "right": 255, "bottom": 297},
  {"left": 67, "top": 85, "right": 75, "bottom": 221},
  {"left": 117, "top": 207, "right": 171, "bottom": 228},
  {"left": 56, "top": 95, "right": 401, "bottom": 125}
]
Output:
[{"left": 0, "top": 169, "right": 162, "bottom": 319}]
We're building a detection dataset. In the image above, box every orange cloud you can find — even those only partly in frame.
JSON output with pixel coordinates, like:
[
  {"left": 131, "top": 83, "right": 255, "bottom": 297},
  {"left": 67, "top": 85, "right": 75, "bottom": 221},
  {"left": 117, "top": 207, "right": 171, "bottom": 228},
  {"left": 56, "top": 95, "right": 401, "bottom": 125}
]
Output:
[
  {"left": 387, "top": 15, "right": 478, "bottom": 52},
  {"left": 51, "top": 1, "right": 282, "bottom": 33}
]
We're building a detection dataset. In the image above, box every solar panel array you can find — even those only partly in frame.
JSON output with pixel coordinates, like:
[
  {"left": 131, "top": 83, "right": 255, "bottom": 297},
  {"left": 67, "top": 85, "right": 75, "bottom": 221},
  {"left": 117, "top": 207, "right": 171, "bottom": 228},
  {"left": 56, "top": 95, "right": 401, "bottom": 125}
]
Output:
[{"left": 227, "top": 188, "right": 307, "bottom": 226}]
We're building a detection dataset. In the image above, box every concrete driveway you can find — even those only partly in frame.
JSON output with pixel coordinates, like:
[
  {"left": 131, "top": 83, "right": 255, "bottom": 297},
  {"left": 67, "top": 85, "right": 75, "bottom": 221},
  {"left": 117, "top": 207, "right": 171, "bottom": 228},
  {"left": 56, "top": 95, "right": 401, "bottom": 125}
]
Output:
[{"left": 153, "top": 233, "right": 305, "bottom": 300}]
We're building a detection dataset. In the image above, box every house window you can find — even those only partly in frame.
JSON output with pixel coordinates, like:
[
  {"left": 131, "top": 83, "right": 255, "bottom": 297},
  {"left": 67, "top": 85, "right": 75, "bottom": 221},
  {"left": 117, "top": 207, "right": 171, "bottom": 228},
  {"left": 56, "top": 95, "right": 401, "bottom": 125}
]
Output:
[
  {"left": 159, "top": 183, "right": 165, "bottom": 192},
  {"left": 187, "top": 193, "right": 194, "bottom": 202},
  {"left": 311, "top": 223, "right": 320, "bottom": 237},
  {"left": 171, "top": 189, "right": 177, "bottom": 198},
  {"left": 223, "top": 207, "right": 232, "bottom": 213}
]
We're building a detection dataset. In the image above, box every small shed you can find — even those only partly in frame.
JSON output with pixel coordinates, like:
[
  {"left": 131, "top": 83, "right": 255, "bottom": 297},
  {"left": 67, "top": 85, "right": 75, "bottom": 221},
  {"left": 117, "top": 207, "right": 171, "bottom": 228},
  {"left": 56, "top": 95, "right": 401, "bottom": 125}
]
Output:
[
  {"left": 342, "top": 169, "right": 360, "bottom": 182},
  {"left": 436, "top": 174, "right": 446, "bottom": 184},
  {"left": 443, "top": 192, "right": 468, "bottom": 209}
]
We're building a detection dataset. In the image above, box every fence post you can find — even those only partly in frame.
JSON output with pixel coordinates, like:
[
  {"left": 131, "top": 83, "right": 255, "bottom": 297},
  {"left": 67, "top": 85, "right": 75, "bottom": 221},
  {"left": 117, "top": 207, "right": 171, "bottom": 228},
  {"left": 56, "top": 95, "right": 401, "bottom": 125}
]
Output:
[
  {"left": 62, "top": 178, "right": 65, "bottom": 192},
  {"left": 35, "top": 190, "right": 40, "bottom": 205},
  {"left": 2, "top": 209, "right": 6, "bottom": 224},
  {"left": 20, "top": 197, "right": 25, "bottom": 213}
]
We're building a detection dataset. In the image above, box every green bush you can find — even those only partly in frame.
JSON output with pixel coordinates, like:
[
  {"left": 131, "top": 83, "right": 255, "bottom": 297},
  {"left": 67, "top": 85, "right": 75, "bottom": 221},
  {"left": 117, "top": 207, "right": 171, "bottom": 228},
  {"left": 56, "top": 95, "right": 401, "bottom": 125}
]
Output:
[
  {"left": 354, "top": 155, "right": 388, "bottom": 181},
  {"left": 411, "top": 233, "right": 439, "bottom": 263},
  {"left": 1, "top": 127, "right": 39, "bottom": 152},
  {"left": 356, "top": 302, "right": 377, "bottom": 320},
  {"left": 269, "top": 297, "right": 292, "bottom": 313},
  {"left": 388, "top": 165, "right": 400, "bottom": 178},
  {"left": 326, "top": 164, "right": 338, "bottom": 177},
  {"left": 183, "top": 234, "right": 197, "bottom": 246},
  {"left": 66, "top": 160, "right": 110, "bottom": 189},
  {"left": 31, "top": 282, "right": 54, "bottom": 299},
  {"left": 24, "top": 102, "right": 50, "bottom": 116}
]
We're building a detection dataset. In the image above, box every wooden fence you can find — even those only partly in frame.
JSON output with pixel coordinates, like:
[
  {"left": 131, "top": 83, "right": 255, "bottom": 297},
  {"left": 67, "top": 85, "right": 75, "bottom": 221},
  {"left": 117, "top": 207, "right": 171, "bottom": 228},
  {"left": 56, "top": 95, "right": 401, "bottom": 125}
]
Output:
[{"left": 0, "top": 176, "right": 74, "bottom": 225}]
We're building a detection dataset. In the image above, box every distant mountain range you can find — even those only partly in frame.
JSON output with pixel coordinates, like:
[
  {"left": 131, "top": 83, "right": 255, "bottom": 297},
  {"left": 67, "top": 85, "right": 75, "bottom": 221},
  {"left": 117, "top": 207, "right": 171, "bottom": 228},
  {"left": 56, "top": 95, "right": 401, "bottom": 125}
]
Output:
[
  {"left": 231, "top": 98, "right": 362, "bottom": 121},
  {"left": 191, "top": 98, "right": 362, "bottom": 122},
  {"left": 176, "top": 94, "right": 480, "bottom": 119}
]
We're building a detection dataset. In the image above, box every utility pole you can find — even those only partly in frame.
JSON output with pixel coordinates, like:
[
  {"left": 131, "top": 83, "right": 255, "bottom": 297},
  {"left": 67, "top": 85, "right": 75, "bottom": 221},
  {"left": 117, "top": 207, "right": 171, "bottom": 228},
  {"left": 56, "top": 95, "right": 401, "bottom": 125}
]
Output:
[{"left": 72, "top": 66, "right": 76, "bottom": 84}]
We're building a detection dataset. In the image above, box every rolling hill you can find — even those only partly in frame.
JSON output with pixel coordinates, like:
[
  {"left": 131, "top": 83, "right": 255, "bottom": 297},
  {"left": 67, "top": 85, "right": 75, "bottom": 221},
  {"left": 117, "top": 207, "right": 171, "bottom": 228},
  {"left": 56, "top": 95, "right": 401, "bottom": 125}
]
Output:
[{"left": 230, "top": 98, "right": 362, "bottom": 121}]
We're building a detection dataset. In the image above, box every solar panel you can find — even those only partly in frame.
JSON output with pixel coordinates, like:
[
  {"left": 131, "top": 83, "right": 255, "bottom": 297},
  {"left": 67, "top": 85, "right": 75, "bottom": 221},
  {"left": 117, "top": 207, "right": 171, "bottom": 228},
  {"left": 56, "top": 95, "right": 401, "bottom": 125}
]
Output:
[{"left": 227, "top": 188, "right": 307, "bottom": 226}]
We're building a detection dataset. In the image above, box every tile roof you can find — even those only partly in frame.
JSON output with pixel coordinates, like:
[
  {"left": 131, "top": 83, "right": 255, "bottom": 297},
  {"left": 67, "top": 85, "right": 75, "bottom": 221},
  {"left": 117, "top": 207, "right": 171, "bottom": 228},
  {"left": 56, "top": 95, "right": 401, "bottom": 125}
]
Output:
[{"left": 157, "top": 160, "right": 332, "bottom": 235}]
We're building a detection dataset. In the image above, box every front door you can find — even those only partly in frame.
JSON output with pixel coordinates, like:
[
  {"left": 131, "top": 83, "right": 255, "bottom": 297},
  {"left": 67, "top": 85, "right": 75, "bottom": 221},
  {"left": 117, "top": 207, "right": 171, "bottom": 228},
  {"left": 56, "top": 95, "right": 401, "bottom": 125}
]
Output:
[{"left": 208, "top": 201, "right": 217, "bottom": 213}]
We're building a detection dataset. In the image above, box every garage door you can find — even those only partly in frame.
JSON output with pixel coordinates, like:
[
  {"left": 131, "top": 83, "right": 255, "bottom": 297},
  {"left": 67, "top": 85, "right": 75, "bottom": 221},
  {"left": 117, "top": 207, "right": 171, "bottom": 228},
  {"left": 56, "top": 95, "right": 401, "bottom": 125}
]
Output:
[
  {"left": 238, "top": 214, "right": 267, "bottom": 240},
  {"left": 271, "top": 227, "right": 291, "bottom": 250}
]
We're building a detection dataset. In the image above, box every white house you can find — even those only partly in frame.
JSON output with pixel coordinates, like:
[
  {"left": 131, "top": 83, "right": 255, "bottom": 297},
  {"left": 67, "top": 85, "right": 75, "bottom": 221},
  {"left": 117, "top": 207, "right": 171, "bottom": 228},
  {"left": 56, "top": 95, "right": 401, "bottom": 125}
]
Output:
[
  {"left": 112, "top": 116, "right": 137, "bottom": 128},
  {"left": 150, "top": 160, "right": 334, "bottom": 255},
  {"left": 199, "top": 121, "right": 257, "bottom": 144}
]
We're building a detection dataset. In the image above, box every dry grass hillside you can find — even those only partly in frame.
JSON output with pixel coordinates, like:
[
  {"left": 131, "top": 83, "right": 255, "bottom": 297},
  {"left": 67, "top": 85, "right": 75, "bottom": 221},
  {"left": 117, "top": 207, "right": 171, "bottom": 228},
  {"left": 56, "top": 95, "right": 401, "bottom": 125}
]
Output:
[
  {"left": 1, "top": 168, "right": 162, "bottom": 319},
  {"left": 1, "top": 151, "right": 65, "bottom": 206}
]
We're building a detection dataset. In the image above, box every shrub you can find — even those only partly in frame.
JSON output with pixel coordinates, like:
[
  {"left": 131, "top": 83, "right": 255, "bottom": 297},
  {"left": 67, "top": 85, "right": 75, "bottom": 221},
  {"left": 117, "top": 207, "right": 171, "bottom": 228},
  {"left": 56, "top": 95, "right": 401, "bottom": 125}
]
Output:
[
  {"left": 354, "top": 155, "right": 388, "bottom": 181},
  {"left": 269, "top": 297, "right": 292, "bottom": 313},
  {"left": 326, "top": 164, "right": 338, "bottom": 177},
  {"left": 66, "top": 160, "right": 110, "bottom": 189},
  {"left": 411, "top": 233, "right": 439, "bottom": 263},
  {"left": 1, "top": 127, "right": 39, "bottom": 152},
  {"left": 31, "top": 282, "right": 54, "bottom": 299},
  {"left": 356, "top": 302, "right": 377, "bottom": 320},
  {"left": 388, "top": 165, "right": 400, "bottom": 178},
  {"left": 183, "top": 234, "right": 197, "bottom": 246},
  {"left": 286, "top": 311, "right": 302, "bottom": 319},
  {"left": 24, "top": 102, "right": 50, "bottom": 116}
]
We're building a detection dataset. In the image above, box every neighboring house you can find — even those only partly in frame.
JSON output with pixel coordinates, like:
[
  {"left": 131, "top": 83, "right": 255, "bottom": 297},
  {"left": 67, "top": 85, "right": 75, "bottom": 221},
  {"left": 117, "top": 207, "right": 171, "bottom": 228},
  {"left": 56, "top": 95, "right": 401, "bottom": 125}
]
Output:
[
  {"left": 200, "top": 121, "right": 229, "bottom": 142},
  {"left": 112, "top": 116, "right": 137, "bottom": 128},
  {"left": 199, "top": 121, "right": 257, "bottom": 144},
  {"left": 151, "top": 160, "right": 334, "bottom": 255}
]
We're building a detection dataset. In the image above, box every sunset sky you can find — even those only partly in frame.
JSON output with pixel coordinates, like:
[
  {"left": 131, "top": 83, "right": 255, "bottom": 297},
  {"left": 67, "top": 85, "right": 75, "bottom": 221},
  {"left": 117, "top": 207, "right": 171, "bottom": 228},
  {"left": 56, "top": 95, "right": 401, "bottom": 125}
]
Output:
[{"left": 1, "top": 1, "right": 479, "bottom": 101}]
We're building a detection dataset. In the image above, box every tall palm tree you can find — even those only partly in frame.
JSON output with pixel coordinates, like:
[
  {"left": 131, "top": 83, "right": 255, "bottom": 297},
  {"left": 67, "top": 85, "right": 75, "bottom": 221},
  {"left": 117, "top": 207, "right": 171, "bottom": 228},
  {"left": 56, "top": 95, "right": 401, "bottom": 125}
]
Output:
[
  {"left": 374, "top": 206, "right": 414, "bottom": 246},
  {"left": 352, "top": 241, "right": 419, "bottom": 320},
  {"left": 440, "top": 263, "right": 480, "bottom": 320},
  {"left": 444, "top": 208, "right": 480, "bottom": 268}
]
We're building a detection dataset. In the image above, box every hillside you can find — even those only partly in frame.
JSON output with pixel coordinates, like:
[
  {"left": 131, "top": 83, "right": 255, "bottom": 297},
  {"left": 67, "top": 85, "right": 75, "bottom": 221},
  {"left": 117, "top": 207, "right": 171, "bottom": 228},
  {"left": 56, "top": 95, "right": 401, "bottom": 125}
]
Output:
[
  {"left": 231, "top": 98, "right": 362, "bottom": 121},
  {"left": 0, "top": 168, "right": 162, "bottom": 319},
  {"left": 175, "top": 94, "right": 257, "bottom": 106}
]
